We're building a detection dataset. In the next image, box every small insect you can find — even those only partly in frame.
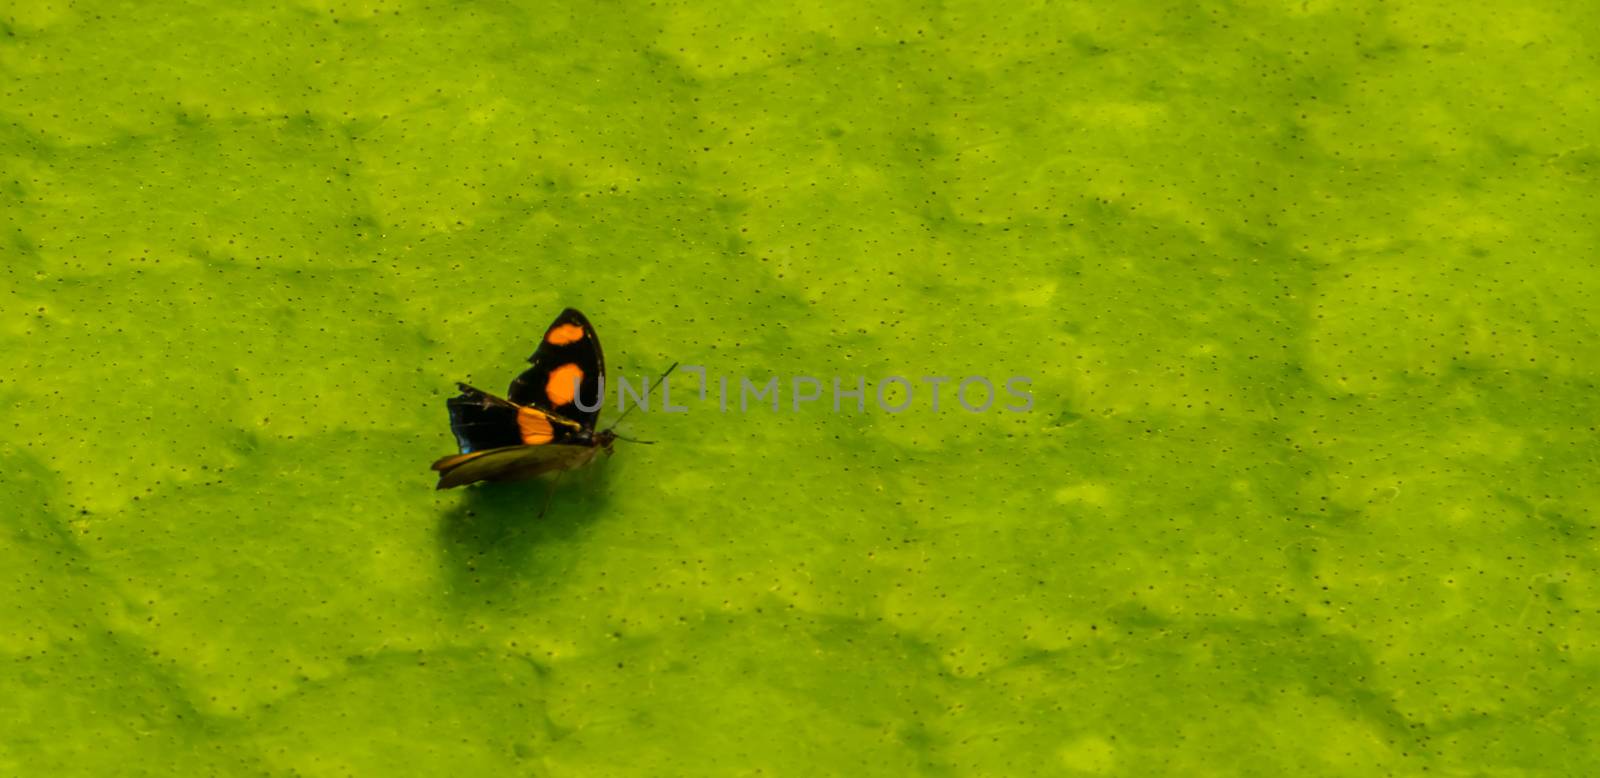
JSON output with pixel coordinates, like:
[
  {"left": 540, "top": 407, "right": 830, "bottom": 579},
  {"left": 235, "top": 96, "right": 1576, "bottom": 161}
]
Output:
[{"left": 431, "top": 308, "right": 669, "bottom": 506}]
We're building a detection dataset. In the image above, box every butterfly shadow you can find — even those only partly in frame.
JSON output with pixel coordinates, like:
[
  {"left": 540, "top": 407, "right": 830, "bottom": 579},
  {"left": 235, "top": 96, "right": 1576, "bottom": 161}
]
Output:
[{"left": 435, "top": 464, "right": 615, "bottom": 603}]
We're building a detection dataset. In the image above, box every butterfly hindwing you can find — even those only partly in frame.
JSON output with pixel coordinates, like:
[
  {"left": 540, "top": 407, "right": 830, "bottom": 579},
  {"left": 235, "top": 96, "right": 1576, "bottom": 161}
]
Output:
[
  {"left": 507, "top": 308, "right": 605, "bottom": 431},
  {"left": 447, "top": 383, "right": 587, "bottom": 451},
  {"left": 445, "top": 384, "right": 524, "bottom": 454}
]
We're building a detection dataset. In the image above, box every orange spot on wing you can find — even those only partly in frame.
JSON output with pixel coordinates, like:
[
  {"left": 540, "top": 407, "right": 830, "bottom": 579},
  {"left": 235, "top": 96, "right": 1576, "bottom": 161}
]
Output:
[
  {"left": 545, "top": 363, "right": 583, "bottom": 406},
  {"left": 546, "top": 323, "right": 586, "bottom": 345},
  {"left": 517, "top": 407, "right": 555, "bottom": 445}
]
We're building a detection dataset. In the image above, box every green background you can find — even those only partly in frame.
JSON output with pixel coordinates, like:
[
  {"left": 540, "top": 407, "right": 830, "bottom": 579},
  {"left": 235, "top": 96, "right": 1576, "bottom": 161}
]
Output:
[{"left": 4, "top": 0, "right": 1598, "bottom": 774}]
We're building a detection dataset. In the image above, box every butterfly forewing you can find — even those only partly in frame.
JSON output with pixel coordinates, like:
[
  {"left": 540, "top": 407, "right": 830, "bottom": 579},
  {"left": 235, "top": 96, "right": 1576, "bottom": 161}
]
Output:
[
  {"left": 507, "top": 307, "right": 606, "bottom": 432},
  {"left": 431, "top": 444, "right": 590, "bottom": 490}
]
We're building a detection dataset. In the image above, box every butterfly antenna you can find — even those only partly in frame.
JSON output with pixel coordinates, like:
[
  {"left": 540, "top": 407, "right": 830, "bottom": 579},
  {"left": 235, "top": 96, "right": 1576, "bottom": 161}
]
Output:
[{"left": 605, "top": 361, "right": 678, "bottom": 433}]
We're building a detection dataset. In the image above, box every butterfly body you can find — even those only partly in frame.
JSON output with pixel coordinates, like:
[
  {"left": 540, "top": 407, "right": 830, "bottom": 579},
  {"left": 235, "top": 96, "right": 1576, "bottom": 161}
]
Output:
[{"left": 432, "top": 308, "right": 616, "bottom": 490}]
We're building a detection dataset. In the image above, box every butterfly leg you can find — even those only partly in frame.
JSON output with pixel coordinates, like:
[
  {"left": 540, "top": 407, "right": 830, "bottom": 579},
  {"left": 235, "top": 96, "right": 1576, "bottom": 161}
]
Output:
[{"left": 539, "top": 470, "right": 566, "bottom": 520}]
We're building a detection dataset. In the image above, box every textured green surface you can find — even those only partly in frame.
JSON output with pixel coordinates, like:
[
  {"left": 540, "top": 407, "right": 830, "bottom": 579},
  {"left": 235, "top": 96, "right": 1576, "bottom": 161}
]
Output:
[{"left": 4, "top": 1, "right": 1599, "bottom": 775}]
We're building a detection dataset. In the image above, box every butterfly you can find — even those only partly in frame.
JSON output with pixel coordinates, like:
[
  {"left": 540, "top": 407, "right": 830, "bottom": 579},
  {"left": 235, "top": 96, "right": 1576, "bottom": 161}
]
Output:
[{"left": 431, "top": 308, "right": 668, "bottom": 495}]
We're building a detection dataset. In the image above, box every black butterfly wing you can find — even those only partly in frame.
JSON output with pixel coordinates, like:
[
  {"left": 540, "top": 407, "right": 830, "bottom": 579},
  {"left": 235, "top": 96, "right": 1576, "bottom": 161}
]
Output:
[
  {"left": 507, "top": 308, "right": 605, "bottom": 431},
  {"left": 446, "top": 383, "right": 587, "bottom": 452},
  {"left": 445, "top": 384, "right": 524, "bottom": 454}
]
